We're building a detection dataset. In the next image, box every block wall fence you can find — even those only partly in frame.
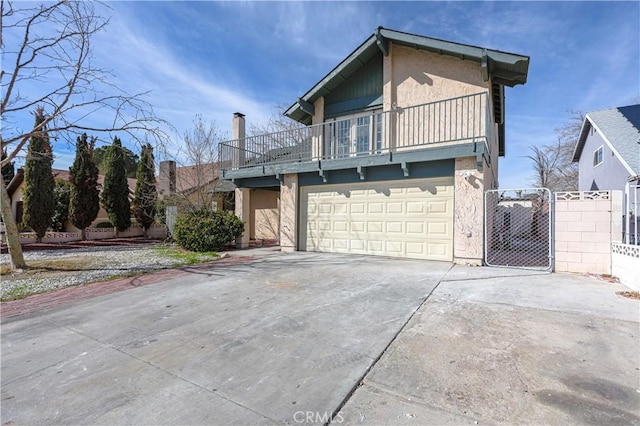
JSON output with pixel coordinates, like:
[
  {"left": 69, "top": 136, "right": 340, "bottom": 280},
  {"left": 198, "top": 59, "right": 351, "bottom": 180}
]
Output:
[{"left": 553, "top": 191, "right": 622, "bottom": 275}]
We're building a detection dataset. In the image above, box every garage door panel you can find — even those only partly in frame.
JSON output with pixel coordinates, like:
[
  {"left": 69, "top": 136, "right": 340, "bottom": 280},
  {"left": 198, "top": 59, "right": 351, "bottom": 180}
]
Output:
[
  {"left": 367, "top": 221, "right": 384, "bottom": 233},
  {"left": 406, "top": 202, "right": 425, "bottom": 214},
  {"left": 406, "top": 242, "right": 425, "bottom": 256},
  {"left": 334, "top": 221, "right": 348, "bottom": 232},
  {"left": 368, "top": 203, "right": 384, "bottom": 214},
  {"left": 334, "top": 203, "right": 348, "bottom": 214},
  {"left": 427, "top": 242, "right": 449, "bottom": 257},
  {"left": 351, "top": 240, "right": 366, "bottom": 251},
  {"left": 406, "top": 222, "right": 425, "bottom": 235},
  {"left": 386, "top": 222, "right": 404, "bottom": 233},
  {"left": 427, "top": 222, "right": 449, "bottom": 236},
  {"left": 351, "top": 221, "right": 365, "bottom": 232},
  {"left": 334, "top": 239, "right": 348, "bottom": 250},
  {"left": 427, "top": 200, "right": 449, "bottom": 214},
  {"left": 319, "top": 203, "right": 331, "bottom": 214},
  {"left": 386, "top": 241, "right": 404, "bottom": 254},
  {"left": 368, "top": 240, "right": 384, "bottom": 253},
  {"left": 386, "top": 202, "right": 404, "bottom": 214},
  {"left": 301, "top": 177, "right": 453, "bottom": 261},
  {"left": 350, "top": 203, "right": 366, "bottom": 214}
]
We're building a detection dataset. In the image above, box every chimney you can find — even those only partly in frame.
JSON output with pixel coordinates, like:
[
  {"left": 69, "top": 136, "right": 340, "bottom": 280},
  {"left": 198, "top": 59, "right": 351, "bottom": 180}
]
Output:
[
  {"left": 232, "top": 112, "right": 246, "bottom": 167},
  {"left": 158, "top": 160, "right": 176, "bottom": 197},
  {"left": 232, "top": 112, "right": 245, "bottom": 140}
]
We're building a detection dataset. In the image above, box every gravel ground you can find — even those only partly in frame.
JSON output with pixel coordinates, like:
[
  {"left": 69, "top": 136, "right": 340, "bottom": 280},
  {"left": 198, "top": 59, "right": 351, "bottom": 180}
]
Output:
[{"left": 0, "top": 244, "right": 186, "bottom": 301}]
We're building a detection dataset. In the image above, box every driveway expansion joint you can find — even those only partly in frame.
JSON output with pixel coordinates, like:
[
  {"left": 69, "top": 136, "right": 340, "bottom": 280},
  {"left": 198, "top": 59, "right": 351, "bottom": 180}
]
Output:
[{"left": 327, "top": 263, "right": 454, "bottom": 424}]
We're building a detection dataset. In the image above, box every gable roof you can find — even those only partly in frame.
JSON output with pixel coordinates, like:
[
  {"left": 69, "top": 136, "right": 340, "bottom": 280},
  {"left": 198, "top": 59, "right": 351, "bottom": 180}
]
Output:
[
  {"left": 572, "top": 104, "right": 640, "bottom": 175},
  {"left": 161, "top": 162, "right": 235, "bottom": 195},
  {"left": 285, "top": 26, "right": 530, "bottom": 124}
]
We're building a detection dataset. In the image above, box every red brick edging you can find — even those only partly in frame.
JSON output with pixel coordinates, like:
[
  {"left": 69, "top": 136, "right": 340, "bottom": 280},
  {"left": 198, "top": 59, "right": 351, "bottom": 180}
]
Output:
[{"left": 1, "top": 256, "right": 255, "bottom": 320}]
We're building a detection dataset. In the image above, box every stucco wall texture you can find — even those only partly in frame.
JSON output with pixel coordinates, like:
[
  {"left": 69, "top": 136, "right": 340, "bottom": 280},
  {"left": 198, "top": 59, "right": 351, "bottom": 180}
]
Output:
[
  {"left": 454, "top": 157, "right": 485, "bottom": 264},
  {"left": 384, "top": 44, "right": 488, "bottom": 110}
]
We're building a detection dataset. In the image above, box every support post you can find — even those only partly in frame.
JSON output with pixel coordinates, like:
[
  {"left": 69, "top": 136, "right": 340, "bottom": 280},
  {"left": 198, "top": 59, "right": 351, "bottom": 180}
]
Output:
[{"left": 235, "top": 187, "right": 251, "bottom": 249}]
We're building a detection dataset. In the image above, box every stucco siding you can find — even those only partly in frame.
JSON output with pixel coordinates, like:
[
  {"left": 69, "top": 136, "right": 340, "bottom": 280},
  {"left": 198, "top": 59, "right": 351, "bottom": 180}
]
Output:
[
  {"left": 250, "top": 189, "right": 279, "bottom": 241},
  {"left": 578, "top": 129, "right": 631, "bottom": 191},
  {"left": 385, "top": 43, "right": 488, "bottom": 110},
  {"left": 454, "top": 157, "right": 485, "bottom": 265}
]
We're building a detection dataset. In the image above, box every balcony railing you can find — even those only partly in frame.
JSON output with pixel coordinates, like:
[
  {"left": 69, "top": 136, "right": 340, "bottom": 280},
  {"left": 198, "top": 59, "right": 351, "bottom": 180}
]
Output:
[{"left": 219, "top": 92, "right": 491, "bottom": 172}]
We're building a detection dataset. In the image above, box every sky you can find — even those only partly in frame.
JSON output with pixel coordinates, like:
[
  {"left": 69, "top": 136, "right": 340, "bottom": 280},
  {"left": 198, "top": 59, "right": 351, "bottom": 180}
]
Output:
[{"left": 3, "top": 1, "right": 639, "bottom": 189}]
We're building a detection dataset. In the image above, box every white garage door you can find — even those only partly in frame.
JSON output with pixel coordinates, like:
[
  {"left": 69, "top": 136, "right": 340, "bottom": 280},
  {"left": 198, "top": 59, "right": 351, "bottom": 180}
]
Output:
[{"left": 300, "top": 177, "right": 454, "bottom": 261}]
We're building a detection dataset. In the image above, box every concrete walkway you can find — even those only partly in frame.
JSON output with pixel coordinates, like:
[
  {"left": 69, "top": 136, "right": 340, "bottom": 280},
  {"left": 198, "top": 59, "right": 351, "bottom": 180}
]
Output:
[{"left": 2, "top": 249, "right": 639, "bottom": 425}]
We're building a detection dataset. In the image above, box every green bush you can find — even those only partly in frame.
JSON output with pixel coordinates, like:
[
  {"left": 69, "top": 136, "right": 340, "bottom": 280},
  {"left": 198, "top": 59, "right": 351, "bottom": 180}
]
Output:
[
  {"left": 173, "top": 209, "right": 244, "bottom": 252},
  {"left": 95, "top": 221, "right": 114, "bottom": 228}
]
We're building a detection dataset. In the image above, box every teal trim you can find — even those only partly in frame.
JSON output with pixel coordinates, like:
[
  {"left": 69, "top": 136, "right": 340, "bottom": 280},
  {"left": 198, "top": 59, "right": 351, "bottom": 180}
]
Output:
[
  {"left": 324, "top": 95, "right": 382, "bottom": 119},
  {"left": 298, "top": 160, "right": 454, "bottom": 186},
  {"left": 375, "top": 27, "right": 389, "bottom": 56},
  {"left": 221, "top": 142, "right": 486, "bottom": 181},
  {"left": 234, "top": 176, "right": 281, "bottom": 188},
  {"left": 297, "top": 98, "right": 315, "bottom": 116}
]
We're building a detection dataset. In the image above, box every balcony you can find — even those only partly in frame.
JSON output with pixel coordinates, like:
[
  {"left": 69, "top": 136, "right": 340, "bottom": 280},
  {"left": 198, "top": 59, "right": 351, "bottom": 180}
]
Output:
[{"left": 219, "top": 92, "right": 493, "bottom": 179}]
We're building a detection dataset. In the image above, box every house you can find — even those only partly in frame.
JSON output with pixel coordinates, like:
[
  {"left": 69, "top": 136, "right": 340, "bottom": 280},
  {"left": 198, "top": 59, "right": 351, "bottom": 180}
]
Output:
[
  {"left": 157, "top": 160, "right": 235, "bottom": 210},
  {"left": 6, "top": 168, "right": 137, "bottom": 232},
  {"left": 218, "top": 27, "right": 530, "bottom": 264},
  {"left": 158, "top": 160, "right": 278, "bottom": 242},
  {"left": 572, "top": 104, "right": 640, "bottom": 191}
]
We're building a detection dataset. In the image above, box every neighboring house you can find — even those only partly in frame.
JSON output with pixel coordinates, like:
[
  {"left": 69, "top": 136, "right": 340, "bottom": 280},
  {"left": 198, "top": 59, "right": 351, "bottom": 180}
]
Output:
[
  {"left": 157, "top": 161, "right": 235, "bottom": 210},
  {"left": 572, "top": 104, "right": 640, "bottom": 191},
  {"left": 158, "top": 160, "right": 279, "bottom": 241},
  {"left": 6, "top": 168, "right": 137, "bottom": 232},
  {"left": 219, "top": 27, "right": 530, "bottom": 263}
]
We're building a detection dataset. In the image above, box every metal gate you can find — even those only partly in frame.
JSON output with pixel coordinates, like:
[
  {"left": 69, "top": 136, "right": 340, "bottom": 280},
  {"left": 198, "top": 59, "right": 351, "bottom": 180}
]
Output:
[{"left": 485, "top": 188, "right": 552, "bottom": 270}]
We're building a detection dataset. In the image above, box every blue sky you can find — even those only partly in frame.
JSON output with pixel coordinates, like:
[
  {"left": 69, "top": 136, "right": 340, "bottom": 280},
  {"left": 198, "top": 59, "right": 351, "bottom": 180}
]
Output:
[{"left": 6, "top": 1, "right": 640, "bottom": 188}]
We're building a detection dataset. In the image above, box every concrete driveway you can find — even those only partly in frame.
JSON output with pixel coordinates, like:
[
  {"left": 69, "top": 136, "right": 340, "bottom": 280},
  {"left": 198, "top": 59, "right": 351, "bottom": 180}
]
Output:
[{"left": 2, "top": 249, "right": 639, "bottom": 425}]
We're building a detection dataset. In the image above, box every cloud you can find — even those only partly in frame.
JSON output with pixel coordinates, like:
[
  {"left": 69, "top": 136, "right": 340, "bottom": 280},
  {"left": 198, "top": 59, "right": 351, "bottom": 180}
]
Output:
[{"left": 6, "top": 0, "right": 639, "bottom": 186}]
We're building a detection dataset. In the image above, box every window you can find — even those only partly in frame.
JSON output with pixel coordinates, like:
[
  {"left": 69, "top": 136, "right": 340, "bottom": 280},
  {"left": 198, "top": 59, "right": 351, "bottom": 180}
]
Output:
[
  {"left": 327, "top": 110, "right": 382, "bottom": 158},
  {"left": 593, "top": 146, "right": 603, "bottom": 167}
]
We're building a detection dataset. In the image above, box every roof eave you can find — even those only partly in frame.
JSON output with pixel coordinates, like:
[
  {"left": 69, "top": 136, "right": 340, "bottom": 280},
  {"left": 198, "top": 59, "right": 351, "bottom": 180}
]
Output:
[
  {"left": 285, "top": 27, "right": 530, "bottom": 124},
  {"left": 572, "top": 116, "right": 592, "bottom": 162}
]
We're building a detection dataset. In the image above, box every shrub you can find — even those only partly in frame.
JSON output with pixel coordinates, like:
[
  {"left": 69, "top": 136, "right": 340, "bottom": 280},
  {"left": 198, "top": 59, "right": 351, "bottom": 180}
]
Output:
[
  {"left": 95, "top": 221, "right": 114, "bottom": 228},
  {"left": 173, "top": 209, "right": 244, "bottom": 252}
]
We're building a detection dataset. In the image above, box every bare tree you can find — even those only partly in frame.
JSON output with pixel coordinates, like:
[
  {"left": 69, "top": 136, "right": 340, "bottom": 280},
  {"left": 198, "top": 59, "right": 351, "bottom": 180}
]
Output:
[
  {"left": 248, "top": 103, "right": 307, "bottom": 143},
  {"left": 245, "top": 103, "right": 312, "bottom": 166},
  {"left": 527, "top": 144, "right": 559, "bottom": 190},
  {"left": 1, "top": 1, "right": 170, "bottom": 269},
  {"left": 162, "top": 114, "right": 231, "bottom": 213},
  {"left": 528, "top": 110, "right": 584, "bottom": 192}
]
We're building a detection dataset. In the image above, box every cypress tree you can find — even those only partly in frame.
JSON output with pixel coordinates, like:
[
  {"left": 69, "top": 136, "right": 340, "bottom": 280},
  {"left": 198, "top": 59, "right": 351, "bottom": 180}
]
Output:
[
  {"left": 22, "top": 107, "right": 55, "bottom": 242},
  {"left": 69, "top": 133, "right": 100, "bottom": 240},
  {"left": 101, "top": 137, "right": 131, "bottom": 233},
  {"left": 133, "top": 144, "right": 157, "bottom": 237},
  {"left": 51, "top": 179, "right": 71, "bottom": 232},
  {"left": 1, "top": 149, "right": 15, "bottom": 186}
]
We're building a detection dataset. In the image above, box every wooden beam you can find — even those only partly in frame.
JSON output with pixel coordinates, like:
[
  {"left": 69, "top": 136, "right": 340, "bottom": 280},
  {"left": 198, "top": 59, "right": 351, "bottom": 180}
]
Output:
[
  {"left": 297, "top": 98, "right": 315, "bottom": 116},
  {"left": 375, "top": 27, "right": 389, "bottom": 57}
]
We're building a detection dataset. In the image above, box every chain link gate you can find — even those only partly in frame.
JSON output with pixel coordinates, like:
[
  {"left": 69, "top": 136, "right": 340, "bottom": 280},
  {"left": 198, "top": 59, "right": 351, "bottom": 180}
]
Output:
[{"left": 485, "top": 188, "right": 552, "bottom": 270}]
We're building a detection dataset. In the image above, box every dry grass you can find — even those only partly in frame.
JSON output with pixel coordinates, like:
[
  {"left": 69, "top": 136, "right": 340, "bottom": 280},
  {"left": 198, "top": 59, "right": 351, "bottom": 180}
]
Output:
[{"left": 1, "top": 258, "right": 93, "bottom": 280}]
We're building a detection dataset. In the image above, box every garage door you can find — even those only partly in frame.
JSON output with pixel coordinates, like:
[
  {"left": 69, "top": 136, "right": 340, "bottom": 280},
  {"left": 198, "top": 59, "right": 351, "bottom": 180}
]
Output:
[{"left": 300, "top": 177, "right": 454, "bottom": 261}]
